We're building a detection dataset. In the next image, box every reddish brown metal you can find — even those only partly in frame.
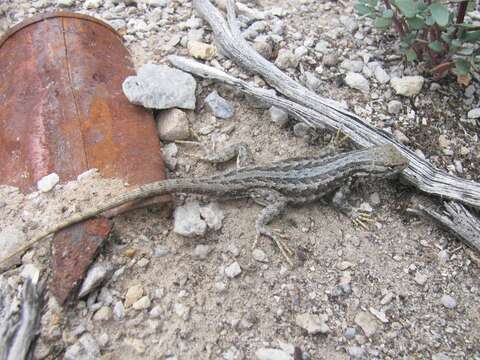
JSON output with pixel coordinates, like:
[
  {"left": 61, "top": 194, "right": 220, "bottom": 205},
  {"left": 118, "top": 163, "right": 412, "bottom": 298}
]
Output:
[{"left": 0, "top": 13, "right": 168, "bottom": 304}]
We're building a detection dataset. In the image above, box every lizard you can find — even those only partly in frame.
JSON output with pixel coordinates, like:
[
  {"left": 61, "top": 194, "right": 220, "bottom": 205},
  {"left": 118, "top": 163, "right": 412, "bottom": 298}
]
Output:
[{"left": 0, "top": 144, "right": 408, "bottom": 267}]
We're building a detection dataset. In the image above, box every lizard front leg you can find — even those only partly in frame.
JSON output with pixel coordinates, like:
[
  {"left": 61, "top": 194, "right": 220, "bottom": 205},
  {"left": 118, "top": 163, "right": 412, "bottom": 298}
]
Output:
[
  {"left": 250, "top": 189, "right": 294, "bottom": 266},
  {"left": 332, "top": 182, "right": 372, "bottom": 229}
]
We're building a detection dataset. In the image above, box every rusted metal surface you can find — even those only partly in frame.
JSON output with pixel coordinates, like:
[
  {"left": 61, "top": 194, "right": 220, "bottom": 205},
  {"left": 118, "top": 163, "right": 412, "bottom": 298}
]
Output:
[
  {"left": 0, "top": 13, "right": 168, "bottom": 304},
  {"left": 51, "top": 217, "right": 112, "bottom": 304}
]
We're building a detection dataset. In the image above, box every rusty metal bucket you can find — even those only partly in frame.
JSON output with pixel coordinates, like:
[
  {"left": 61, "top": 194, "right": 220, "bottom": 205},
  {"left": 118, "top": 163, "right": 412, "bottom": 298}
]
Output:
[{"left": 0, "top": 13, "right": 168, "bottom": 303}]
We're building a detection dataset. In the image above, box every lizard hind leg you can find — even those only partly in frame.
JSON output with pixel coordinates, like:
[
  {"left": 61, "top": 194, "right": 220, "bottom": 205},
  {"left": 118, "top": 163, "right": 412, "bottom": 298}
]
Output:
[
  {"left": 332, "top": 183, "right": 374, "bottom": 229},
  {"left": 250, "top": 189, "right": 294, "bottom": 266}
]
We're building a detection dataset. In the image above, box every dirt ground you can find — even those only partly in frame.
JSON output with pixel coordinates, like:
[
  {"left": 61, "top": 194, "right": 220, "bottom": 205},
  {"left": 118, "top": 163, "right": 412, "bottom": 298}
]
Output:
[{"left": 1, "top": 0, "right": 479, "bottom": 359}]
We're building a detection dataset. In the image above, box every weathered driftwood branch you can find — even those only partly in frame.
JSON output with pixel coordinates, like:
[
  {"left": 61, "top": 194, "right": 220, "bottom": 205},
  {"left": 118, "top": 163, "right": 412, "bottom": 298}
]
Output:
[
  {"left": 188, "top": 0, "right": 480, "bottom": 209},
  {"left": 0, "top": 278, "right": 44, "bottom": 360},
  {"left": 408, "top": 202, "right": 480, "bottom": 253}
]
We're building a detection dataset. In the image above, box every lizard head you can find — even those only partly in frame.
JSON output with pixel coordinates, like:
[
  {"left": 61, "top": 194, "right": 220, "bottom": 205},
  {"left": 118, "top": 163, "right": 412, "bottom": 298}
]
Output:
[{"left": 366, "top": 144, "right": 409, "bottom": 177}]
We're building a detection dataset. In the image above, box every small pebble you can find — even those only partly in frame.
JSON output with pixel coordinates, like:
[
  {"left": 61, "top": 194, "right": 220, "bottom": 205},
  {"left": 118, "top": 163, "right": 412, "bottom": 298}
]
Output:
[
  {"left": 37, "top": 173, "right": 60, "bottom": 192},
  {"left": 440, "top": 294, "right": 457, "bottom": 309},
  {"left": 225, "top": 262, "right": 242, "bottom": 278}
]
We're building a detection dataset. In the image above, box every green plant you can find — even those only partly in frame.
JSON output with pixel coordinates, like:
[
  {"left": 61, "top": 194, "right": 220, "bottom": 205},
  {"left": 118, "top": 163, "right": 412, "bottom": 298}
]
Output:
[{"left": 354, "top": 0, "right": 479, "bottom": 83}]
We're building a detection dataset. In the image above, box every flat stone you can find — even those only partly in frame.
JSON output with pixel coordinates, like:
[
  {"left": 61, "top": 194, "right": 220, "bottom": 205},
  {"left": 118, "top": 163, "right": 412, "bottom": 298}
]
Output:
[
  {"left": 345, "top": 72, "right": 370, "bottom": 93},
  {"left": 295, "top": 313, "right": 330, "bottom": 334},
  {"left": 156, "top": 108, "right": 190, "bottom": 141},
  {"left": 204, "top": 91, "right": 235, "bottom": 119},
  {"left": 390, "top": 76, "right": 424, "bottom": 97},
  {"left": 374, "top": 66, "right": 390, "bottom": 84},
  {"left": 225, "top": 262, "right": 242, "bottom": 278},
  {"left": 37, "top": 173, "right": 60, "bottom": 192},
  {"left": 255, "top": 348, "right": 292, "bottom": 360},
  {"left": 78, "top": 262, "right": 111, "bottom": 298},
  {"left": 123, "top": 64, "right": 196, "bottom": 110},
  {"left": 355, "top": 311, "right": 378, "bottom": 337},
  {"left": 188, "top": 41, "right": 216, "bottom": 60},
  {"left": 252, "top": 249, "right": 268, "bottom": 263},
  {"left": 173, "top": 201, "right": 207, "bottom": 237},
  {"left": 125, "top": 285, "right": 143, "bottom": 307}
]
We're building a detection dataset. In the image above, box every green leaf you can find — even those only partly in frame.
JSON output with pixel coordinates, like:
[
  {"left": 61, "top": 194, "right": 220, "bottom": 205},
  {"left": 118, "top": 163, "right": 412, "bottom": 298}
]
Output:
[
  {"left": 428, "top": 40, "right": 444, "bottom": 53},
  {"left": 394, "top": 0, "right": 418, "bottom": 18},
  {"left": 429, "top": 3, "right": 449, "bottom": 27},
  {"left": 355, "top": 3, "right": 372, "bottom": 15},
  {"left": 425, "top": 15, "right": 435, "bottom": 26},
  {"left": 382, "top": 9, "right": 394, "bottom": 18},
  {"left": 406, "top": 17, "right": 425, "bottom": 30},
  {"left": 453, "top": 58, "right": 470, "bottom": 76},
  {"left": 465, "top": 31, "right": 480, "bottom": 42},
  {"left": 457, "top": 47, "right": 474, "bottom": 56},
  {"left": 375, "top": 17, "right": 393, "bottom": 28},
  {"left": 368, "top": 0, "right": 378, "bottom": 6},
  {"left": 405, "top": 48, "right": 418, "bottom": 61}
]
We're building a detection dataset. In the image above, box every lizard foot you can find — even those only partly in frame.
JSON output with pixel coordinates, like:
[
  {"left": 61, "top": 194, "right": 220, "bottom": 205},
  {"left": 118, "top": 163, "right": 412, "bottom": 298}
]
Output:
[
  {"left": 253, "top": 226, "right": 294, "bottom": 267},
  {"left": 351, "top": 209, "right": 374, "bottom": 230},
  {"left": 330, "top": 127, "right": 350, "bottom": 150}
]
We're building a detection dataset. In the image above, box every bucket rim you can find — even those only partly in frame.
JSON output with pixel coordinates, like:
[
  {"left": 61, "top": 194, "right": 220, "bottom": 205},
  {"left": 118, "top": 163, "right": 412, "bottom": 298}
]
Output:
[{"left": 0, "top": 11, "right": 120, "bottom": 48}]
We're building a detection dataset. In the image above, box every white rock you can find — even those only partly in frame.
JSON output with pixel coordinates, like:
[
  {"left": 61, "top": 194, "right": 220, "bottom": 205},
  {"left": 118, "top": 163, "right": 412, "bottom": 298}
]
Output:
[
  {"left": 345, "top": 72, "right": 370, "bottom": 93},
  {"left": 387, "top": 100, "right": 402, "bottom": 114},
  {"left": 390, "top": 76, "right": 424, "bottom": 97},
  {"left": 93, "top": 306, "right": 112, "bottom": 321},
  {"left": 64, "top": 333, "right": 100, "bottom": 360},
  {"left": 37, "top": 173, "right": 60, "bottom": 192},
  {"left": 58, "top": 0, "right": 75, "bottom": 6},
  {"left": 150, "top": 305, "right": 162, "bottom": 318},
  {"left": 374, "top": 66, "right": 390, "bottom": 84},
  {"left": 20, "top": 264, "right": 40, "bottom": 284},
  {"left": 467, "top": 108, "right": 480, "bottom": 118},
  {"left": 173, "top": 201, "right": 207, "bottom": 237},
  {"left": 123, "top": 64, "right": 196, "bottom": 110},
  {"left": 162, "top": 143, "right": 178, "bottom": 170},
  {"left": 275, "top": 49, "right": 299, "bottom": 70},
  {"left": 225, "top": 262, "right": 242, "bottom": 278},
  {"left": 192, "top": 244, "right": 211, "bottom": 260},
  {"left": 188, "top": 41, "right": 216, "bottom": 60},
  {"left": 295, "top": 313, "right": 330, "bottom": 334},
  {"left": 441, "top": 294, "right": 457, "bottom": 309},
  {"left": 199, "top": 202, "right": 224, "bottom": 230},
  {"left": 113, "top": 301, "right": 125, "bottom": 320},
  {"left": 78, "top": 262, "right": 111, "bottom": 298},
  {"left": 340, "top": 59, "right": 364, "bottom": 73},
  {"left": 0, "top": 226, "right": 27, "bottom": 270},
  {"left": 125, "top": 285, "right": 143, "bottom": 307},
  {"left": 174, "top": 303, "right": 190, "bottom": 320},
  {"left": 133, "top": 296, "right": 151, "bottom": 310},
  {"left": 269, "top": 106, "right": 289, "bottom": 127},
  {"left": 252, "top": 249, "right": 268, "bottom": 263},
  {"left": 255, "top": 348, "right": 292, "bottom": 360},
  {"left": 156, "top": 108, "right": 190, "bottom": 141},
  {"left": 84, "top": 0, "right": 101, "bottom": 9}
]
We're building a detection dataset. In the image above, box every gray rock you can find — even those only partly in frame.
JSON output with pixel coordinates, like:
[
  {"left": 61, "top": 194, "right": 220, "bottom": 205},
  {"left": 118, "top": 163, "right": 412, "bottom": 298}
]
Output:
[
  {"left": 441, "top": 294, "right": 457, "bottom": 309},
  {"left": 374, "top": 66, "right": 390, "bottom": 84},
  {"left": 225, "top": 262, "right": 242, "bottom": 278},
  {"left": 58, "top": 0, "right": 75, "bottom": 6},
  {"left": 467, "top": 108, "right": 480, "bottom": 119},
  {"left": 393, "top": 129, "right": 410, "bottom": 144},
  {"left": 387, "top": 100, "right": 402, "bottom": 114},
  {"left": 93, "top": 306, "right": 112, "bottom": 321},
  {"left": 252, "top": 249, "right": 268, "bottom": 262},
  {"left": 269, "top": 106, "right": 289, "bottom": 127},
  {"left": 156, "top": 108, "right": 190, "bottom": 141},
  {"left": 132, "top": 296, "right": 151, "bottom": 310},
  {"left": 186, "top": 17, "right": 203, "bottom": 29},
  {"left": 123, "top": 64, "right": 196, "bottom": 110},
  {"left": 64, "top": 333, "right": 100, "bottom": 360},
  {"left": 78, "top": 262, "right": 111, "bottom": 298},
  {"left": 464, "top": 85, "right": 475, "bottom": 98},
  {"left": 154, "top": 245, "right": 170, "bottom": 257},
  {"left": 344, "top": 327, "right": 356, "bottom": 339},
  {"left": 162, "top": 143, "right": 178, "bottom": 171},
  {"left": 340, "top": 59, "right": 364, "bottom": 73},
  {"left": 345, "top": 72, "right": 370, "bottom": 93},
  {"left": 150, "top": 305, "right": 162, "bottom": 318},
  {"left": 192, "top": 244, "right": 211, "bottom": 260},
  {"left": 173, "top": 201, "right": 207, "bottom": 237},
  {"left": 294, "top": 46, "right": 309, "bottom": 59},
  {"left": 340, "top": 15, "right": 358, "bottom": 33},
  {"left": 255, "top": 348, "right": 292, "bottom": 360},
  {"left": 199, "top": 202, "right": 224, "bottom": 230},
  {"left": 432, "top": 353, "right": 450, "bottom": 360},
  {"left": 205, "top": 91, "right": 235, "bottom": 119},
  {"left": 113, "top": 301, "right": 125, "bottom": 320},
  {"left": 275, "top": 49, "right": 299, "bottom": 70},
  {"left": 304, "top": 71, "right": 322, "bottom": 92},
  {"left": 187, "top": 28, "right": 205, "bottom": 43},
  {"left": 355, "top": 311, "right": 377, "bottom": 337},
  {"left": 188, "top": 41, "right": 216, "bottom": 60},
  {"left": 295, "top": 313, "right": 330, "bottom": 334},
  {"left": 322, "top": 53, "right": 338, "bottom": 66},
  {"left": 390, "top": 76, "right": 424, "bottom": 96},
  {"left": 271, "top": 20, "right": 285, "bottom": 35},
  {"left": 369, "top": 192, "right": 381, "bottom": 206},
  {"left": 37, "top": 173, "right": 60, "bottom": 192}
]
